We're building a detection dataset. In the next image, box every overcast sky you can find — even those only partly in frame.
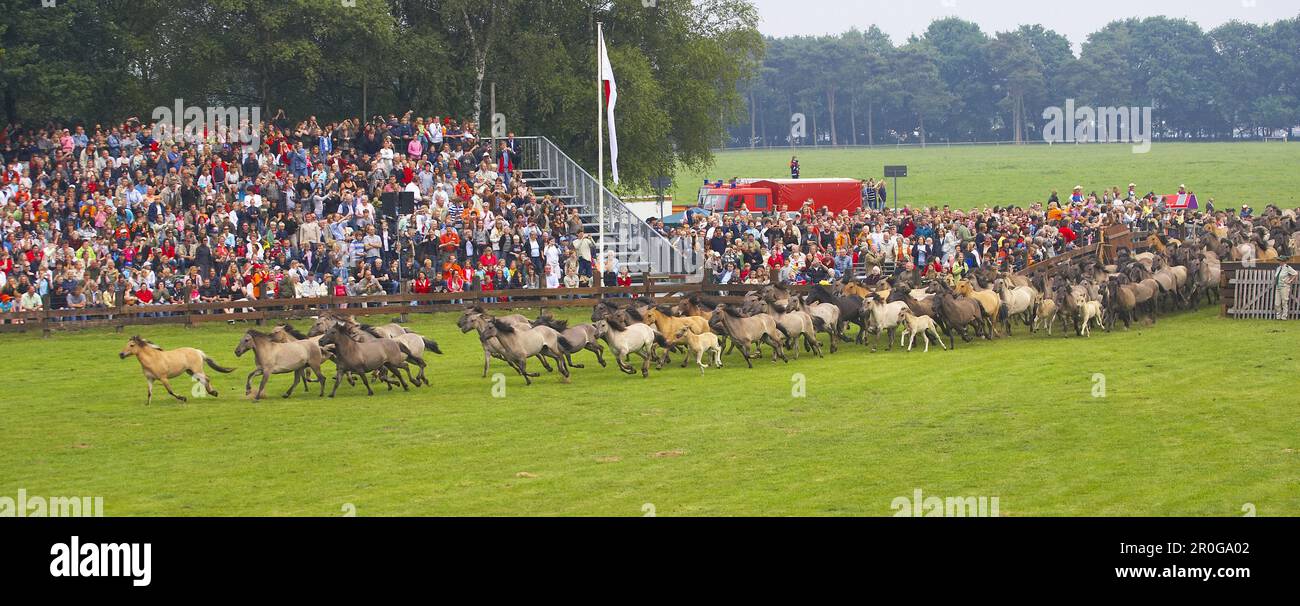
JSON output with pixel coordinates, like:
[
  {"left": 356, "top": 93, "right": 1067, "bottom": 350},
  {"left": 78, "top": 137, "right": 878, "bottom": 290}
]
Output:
[{"left": 749, "top": 0, "right": 1300, "bottom": 50}]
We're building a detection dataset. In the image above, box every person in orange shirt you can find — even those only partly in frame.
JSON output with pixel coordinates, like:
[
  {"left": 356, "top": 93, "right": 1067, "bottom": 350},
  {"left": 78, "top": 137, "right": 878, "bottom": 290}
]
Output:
[
  {"left": 442, "top": 255, "right": 463, "bottom": 285},
  {"left": 439, "top": 229, "right": 461, "bottom": 256}
]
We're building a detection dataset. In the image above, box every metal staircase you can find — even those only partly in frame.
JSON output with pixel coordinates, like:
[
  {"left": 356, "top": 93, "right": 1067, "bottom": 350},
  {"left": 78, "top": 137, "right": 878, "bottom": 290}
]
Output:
[{"left": 514, "top": 136, "right": 701, "bottom": 277}]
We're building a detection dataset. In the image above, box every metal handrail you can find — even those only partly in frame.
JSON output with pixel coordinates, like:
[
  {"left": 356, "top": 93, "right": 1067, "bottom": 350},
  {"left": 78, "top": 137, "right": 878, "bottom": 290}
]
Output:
[{"left": 514, "top": 136, "right": 701, "bottom": 277}]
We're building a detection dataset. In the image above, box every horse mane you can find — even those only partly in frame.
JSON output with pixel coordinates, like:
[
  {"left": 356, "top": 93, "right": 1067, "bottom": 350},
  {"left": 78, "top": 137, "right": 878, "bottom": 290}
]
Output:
[
  {"left": 721, "top": 304, "right": 747, "bottom": 318},
  {"left": 633, "top": 296, "right": 655, "bottom": 307},
  {"left": 131, "top": 335, "right": 163, "bottom": 350},
  {"left": 605, "top": 315, "right": 629, "bottom": 332},
  {"left": 622, "top": 306, "right": 646, "bottom": 322},
  {"left": 532, "top": 316, "right": 568, "bottom": 331},
  {"left": 360, "top": 324, "right": 386, "bottom": 339},
  {"left": 279, "top": 324, "right": 310, "bottom": 340},
  {"left": 655, "top": 304, "right": 679, "bottom": 317},
  {"left": 490, "top": 318, "right": 517, "bottom": 333}
]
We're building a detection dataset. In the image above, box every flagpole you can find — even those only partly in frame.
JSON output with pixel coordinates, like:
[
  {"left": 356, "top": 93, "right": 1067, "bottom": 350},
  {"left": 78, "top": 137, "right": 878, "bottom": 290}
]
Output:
[{"left": 596, "top": 22, "right": 606, "bottom": 286}]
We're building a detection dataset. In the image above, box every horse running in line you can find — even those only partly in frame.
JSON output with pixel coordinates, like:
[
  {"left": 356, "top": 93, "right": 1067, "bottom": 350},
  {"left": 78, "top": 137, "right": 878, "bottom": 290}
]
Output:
[
  {"left": 478, "top": 318, "right": 570, "bottom": 385},
  {"left": 712, "top": 304, "right": 788, "bottom": 368},
  {"left": 929, "top": 282, "right": 986, "bottom": 348},
  {"left": 861, "top": 294, "right": 911, "bottom": 352},
  {"left": 593, "top": 313, "right": 668, "bottom": 377},
  {"left": 119, "top": 336, "right": 234, "bottom": 405},
  {"left": 533, "top": 314, "right": 607, "bottom": 369},
  {"left": 317, "top": 324, "right": 421, "bottom": 396},
  {"left": 458, "top": 307, "right": 551, "bottom": 377},
  {"left": 235, "top": 329, "right": 332, "bottom": 400}
]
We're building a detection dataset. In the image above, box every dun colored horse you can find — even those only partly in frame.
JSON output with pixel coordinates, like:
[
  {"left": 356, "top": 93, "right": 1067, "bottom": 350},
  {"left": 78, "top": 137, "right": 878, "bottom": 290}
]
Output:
[
  {"left": 318, "top": 325, "right": 420, "bottom": 396},
  {"left": 120, "top": 336, "right": 234, "bottom": 405},
  {"left": 713, "top": 304, "right": 788, "bottom": 368},
  {"left": 235, "top": 329, "right": 331, "bottom": 400},
  {"left": 533, "top": 314, "right": 607, "bottom": 369}
]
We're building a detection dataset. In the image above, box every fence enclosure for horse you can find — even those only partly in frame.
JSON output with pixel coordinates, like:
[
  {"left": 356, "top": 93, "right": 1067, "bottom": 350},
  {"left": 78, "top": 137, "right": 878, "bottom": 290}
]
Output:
[{"left": 1220, "top": 262, "right": 1300, "bottom": 320}]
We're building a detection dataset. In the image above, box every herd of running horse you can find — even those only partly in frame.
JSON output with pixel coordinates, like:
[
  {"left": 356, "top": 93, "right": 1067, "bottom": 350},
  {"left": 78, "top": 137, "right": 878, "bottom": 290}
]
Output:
[{"left": 118, "top": 208, "right": 1297, "bottom": 398}]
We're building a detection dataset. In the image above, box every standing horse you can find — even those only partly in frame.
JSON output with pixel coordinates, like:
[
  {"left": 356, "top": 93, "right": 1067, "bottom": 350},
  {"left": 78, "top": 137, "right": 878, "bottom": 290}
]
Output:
[
  {"left": 1124, "top": 264, "right": 1162, "bottom": 324},
  {"left": 119, "top": 336, "right": 234, "bottom": 405},
  {"left": 234, "top": 329, "right": 331, "bottom": 400}
]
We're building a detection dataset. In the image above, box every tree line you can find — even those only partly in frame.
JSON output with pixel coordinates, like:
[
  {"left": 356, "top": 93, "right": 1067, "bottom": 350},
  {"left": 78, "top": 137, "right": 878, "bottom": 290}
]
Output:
[
  {"left": 1, "top": 0, "right": 762, "bottom": 190},
  {"left": 732, "top": 15, "right": 1300, "bottom": 148}
]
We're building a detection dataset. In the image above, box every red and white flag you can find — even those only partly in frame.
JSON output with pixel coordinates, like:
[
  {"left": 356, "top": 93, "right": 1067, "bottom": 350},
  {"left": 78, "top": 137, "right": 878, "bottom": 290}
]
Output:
[{"left": 598, "top": 27, "right": 619, "bottom": 185}]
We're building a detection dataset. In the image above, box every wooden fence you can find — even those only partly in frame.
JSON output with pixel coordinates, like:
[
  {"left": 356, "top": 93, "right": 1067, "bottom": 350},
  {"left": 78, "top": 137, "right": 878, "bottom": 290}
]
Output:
[
  {"left": 0, "top": 278, "right": 790, "bottom": 337},
  {"left": 1219, "top": 261, "right": 1299, "bottom": 319}
]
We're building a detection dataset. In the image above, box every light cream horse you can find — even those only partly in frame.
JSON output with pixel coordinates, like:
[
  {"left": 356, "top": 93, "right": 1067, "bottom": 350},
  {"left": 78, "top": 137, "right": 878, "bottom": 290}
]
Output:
[{"left": 119, "top": 336, "right": 235, "bottom": 405}]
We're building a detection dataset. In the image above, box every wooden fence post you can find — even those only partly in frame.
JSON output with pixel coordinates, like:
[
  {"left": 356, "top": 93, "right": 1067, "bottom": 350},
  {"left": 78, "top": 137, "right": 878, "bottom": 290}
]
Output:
[{"left": 41, "top": 308, "right": 51, "bottom": 338}]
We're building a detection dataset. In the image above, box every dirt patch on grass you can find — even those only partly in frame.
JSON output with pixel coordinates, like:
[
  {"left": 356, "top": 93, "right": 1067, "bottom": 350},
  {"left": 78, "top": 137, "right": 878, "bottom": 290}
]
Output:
[
  {"left": 651, "top": 449, "right": 686, "bottom": 458},
  {"left": 515, "top": 471, "right": 539, "bottom": 478},
  {"left": 596, "top": 456, "right": 621, "bottom": 463}
]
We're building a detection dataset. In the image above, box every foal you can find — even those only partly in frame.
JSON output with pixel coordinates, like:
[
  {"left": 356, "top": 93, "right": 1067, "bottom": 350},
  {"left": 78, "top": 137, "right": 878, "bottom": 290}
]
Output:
[
  {"left": 896, "top": 308, "right": 947, "bottom": 352},
  {"left": 673, "top": 327, "right": 722, "bottom": 374}
]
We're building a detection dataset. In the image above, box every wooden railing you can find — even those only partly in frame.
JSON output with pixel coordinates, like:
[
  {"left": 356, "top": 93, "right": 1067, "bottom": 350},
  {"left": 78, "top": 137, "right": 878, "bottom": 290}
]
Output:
[{"left": 0, "top": 277, "right": 783, "bottom": 337}]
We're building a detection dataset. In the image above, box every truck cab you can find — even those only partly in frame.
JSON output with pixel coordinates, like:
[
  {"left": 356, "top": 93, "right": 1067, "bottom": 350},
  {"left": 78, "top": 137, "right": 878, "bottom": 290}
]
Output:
[{"left": 700, "top": 187, "right": 773, "bottom": 213}]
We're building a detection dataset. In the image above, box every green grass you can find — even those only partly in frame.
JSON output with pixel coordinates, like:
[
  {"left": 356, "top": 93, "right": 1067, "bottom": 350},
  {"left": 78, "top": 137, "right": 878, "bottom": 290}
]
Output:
[
  {"left": 1, "top": 306, "right": 1297, "bottom": 516},
  {"left": 674, "top": 142, "right": 1300, "bottom": 209}
]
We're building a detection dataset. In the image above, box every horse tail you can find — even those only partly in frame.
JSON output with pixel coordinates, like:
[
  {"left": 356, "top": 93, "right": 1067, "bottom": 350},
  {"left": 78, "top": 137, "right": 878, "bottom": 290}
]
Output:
[
  {"left": 557, "top": 334, "right": 575, "bottom": 353},
  {"left": 775, "top": 322, "right": 792, "bottom": 341},
  {"left": 398, "top": 341, "right": 419, "bottom": 361},
  {"left": 811, "top": 315, "right": 826, "bottom": 332},
  {"left": 203, "top": 354, "right": 235, "bottom": 373},
  {"left": 653, "top": 331, "right": 671, "bottom": 349},
  {"left": 423, "top": 336, "right": 443, "bottom": 355}
]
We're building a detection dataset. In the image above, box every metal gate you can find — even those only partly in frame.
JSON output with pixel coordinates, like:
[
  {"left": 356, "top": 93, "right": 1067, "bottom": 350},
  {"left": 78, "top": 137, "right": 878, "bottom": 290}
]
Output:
[{"left": 1228, "top": 268, "right": 1300, "bottom": 319}]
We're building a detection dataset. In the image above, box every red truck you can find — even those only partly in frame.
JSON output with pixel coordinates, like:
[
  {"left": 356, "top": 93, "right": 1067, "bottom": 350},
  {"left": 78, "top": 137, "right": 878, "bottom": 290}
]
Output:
[{"left": 697, "top": 178, "right": 863, "bottom": 215}]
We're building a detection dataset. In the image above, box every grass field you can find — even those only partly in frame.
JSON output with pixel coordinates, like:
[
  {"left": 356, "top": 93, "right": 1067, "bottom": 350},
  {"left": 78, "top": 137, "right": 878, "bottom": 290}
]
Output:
[
  {"left": 674, "top": 142, "right": 1300, "bottom": 209},
  {"left": 1, "top": 305, "right": 1297, "bottom": 516}
]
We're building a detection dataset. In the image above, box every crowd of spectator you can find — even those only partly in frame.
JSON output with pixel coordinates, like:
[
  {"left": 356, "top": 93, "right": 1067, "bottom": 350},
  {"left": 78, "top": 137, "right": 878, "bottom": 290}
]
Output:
[
  {"left": 0, "top": 108, "right": 1241, "bottom": 322},
  {"left": 0, "top": 110, "right": 639, "bottom": 320},
  {"left": 670, "top": 182, "right": 1231, "bottom": 287}
]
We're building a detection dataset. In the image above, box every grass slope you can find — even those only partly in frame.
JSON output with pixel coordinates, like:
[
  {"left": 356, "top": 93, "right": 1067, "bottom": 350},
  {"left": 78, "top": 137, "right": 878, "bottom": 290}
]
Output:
[{"left": 1, "top": 307, "right": 1296, "bottom": 516}]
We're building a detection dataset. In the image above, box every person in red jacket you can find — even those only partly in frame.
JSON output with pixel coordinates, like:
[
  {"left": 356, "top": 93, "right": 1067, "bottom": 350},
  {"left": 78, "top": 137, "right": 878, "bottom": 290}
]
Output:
[
  {"left": 616, "top": 268, "right": 633, "bottom": 294},
  {"left": 413, "top": 274, "right": 431, "bottom": 294}
]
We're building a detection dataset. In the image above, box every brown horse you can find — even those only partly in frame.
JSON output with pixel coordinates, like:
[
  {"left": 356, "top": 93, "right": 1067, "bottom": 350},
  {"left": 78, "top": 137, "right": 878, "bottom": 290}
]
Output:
[
  {"left": 318, "top": 325, "right": 420, "bottom": 396},
  {"left": 120, "top": 336, "right": 234, "bottom": 405},
  {"left": 235, "top": 329, "right": 331, "bottom": 400}
]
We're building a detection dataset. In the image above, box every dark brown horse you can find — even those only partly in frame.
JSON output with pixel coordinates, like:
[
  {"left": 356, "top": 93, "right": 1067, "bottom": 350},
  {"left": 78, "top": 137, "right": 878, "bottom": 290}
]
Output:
[{"left": 317, "top": 325, "right": 421, "bottom": 396}]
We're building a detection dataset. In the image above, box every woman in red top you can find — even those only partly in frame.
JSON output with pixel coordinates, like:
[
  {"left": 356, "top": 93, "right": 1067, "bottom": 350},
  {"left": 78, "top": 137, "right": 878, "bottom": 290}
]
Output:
[{"left": 413, "top": 275, "right": 432, "bottom": 294}]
